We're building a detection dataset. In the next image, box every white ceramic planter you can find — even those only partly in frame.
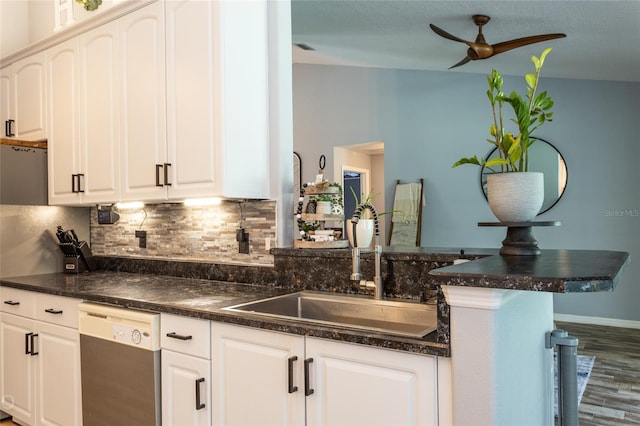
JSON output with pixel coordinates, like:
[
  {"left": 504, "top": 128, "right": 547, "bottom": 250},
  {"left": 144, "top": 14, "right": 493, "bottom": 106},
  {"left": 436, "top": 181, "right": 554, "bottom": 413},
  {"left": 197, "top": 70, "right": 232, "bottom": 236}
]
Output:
[
  {"left": 487, "top": 172, "right": 544, "bottom": 222},
  {"left": 347, "top": 218, "right": 374, "bottom": 248},
  {"left": 316, "top": 201, "right": 332, "bottom": 215}
]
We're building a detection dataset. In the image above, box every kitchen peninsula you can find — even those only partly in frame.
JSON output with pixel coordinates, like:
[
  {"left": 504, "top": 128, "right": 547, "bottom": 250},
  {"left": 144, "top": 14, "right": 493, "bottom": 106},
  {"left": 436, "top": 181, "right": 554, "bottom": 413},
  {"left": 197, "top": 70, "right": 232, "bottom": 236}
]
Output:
[{"left": 1, "top": 248, "right": 629, "bottom": 425}]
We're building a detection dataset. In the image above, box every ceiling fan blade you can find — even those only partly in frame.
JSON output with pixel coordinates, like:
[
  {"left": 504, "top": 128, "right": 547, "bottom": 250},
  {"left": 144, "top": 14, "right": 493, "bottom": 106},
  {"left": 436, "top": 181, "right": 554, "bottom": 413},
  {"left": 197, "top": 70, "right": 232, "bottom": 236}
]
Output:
[
  {"left": 491, "top": 33, "right": 566, "bottom": 56},
  {"left": 449, "top": 56, "right": 472, "bottom": 69},
  {"left": 429, "top": 24, "right": 473, "bottom": 45}
]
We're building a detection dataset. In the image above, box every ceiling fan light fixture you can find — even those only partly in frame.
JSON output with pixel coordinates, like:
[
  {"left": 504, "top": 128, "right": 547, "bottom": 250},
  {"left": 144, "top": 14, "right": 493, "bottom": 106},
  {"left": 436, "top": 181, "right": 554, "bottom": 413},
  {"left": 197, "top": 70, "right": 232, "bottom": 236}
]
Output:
[{"left": 430, "top": 14, "right": 566, "bottom": 69}]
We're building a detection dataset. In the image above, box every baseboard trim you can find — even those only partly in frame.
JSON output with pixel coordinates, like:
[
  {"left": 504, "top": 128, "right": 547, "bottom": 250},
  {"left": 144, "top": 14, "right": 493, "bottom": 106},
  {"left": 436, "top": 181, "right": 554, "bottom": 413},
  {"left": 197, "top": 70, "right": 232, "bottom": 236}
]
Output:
[{"left": 554, "top": 313, "right": 640, "bottom": 329}]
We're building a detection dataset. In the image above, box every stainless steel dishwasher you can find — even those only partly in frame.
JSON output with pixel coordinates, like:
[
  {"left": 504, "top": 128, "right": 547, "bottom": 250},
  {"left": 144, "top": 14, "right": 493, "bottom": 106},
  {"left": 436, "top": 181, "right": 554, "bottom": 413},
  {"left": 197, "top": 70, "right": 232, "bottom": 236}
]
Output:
[{"left": 78, "top": 303, "right": 161, "bottom": 426}]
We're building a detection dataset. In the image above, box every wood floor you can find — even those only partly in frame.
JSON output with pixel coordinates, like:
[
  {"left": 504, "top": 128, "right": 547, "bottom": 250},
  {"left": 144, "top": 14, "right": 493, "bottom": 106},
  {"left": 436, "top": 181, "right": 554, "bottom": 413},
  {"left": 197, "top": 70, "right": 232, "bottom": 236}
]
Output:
[
  {"left": 556, "top": 321, "right": 640, "bottom": 425},
  {"left": 1, "top": 322, "right": 638, "bottom": 425}
]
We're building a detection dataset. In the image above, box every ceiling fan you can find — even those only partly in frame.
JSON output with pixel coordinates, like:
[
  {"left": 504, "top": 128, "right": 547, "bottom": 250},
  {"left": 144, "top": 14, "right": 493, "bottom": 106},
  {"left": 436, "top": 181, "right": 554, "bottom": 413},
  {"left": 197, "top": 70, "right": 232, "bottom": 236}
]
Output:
[{"left": 429, "top": 15, "right": 566, "bottom": 69}]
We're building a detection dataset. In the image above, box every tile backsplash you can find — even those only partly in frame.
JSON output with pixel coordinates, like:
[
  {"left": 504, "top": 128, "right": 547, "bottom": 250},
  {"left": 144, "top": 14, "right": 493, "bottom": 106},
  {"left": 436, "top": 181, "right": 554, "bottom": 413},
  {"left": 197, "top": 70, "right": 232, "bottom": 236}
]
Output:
[{"left": 90, "top": 200, "right": 276, "bottom": 265}]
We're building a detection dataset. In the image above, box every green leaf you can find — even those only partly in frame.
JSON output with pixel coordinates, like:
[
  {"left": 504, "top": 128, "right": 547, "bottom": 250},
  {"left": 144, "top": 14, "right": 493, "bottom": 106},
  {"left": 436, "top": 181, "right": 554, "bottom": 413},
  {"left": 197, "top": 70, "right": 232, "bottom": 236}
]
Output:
[
  {"left": 525, "top": 73, "right": 536, "bottom": 89},
  {"left": 452, "top": 156, "right": 482, "bottom": 168},
  {"left": 484, "top": 157, "right": 510, "bottom": 168}
]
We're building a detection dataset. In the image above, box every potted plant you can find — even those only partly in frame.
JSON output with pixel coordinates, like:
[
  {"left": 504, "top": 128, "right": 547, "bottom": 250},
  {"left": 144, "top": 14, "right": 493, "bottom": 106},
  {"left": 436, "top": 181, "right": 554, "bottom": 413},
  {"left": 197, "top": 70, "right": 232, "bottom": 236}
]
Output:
[
  {"left": 346, "top": 188, "right": 399, "bottom": 248},
  {"left": 452, "top": 47, "right": 556, "bottom": 222}
]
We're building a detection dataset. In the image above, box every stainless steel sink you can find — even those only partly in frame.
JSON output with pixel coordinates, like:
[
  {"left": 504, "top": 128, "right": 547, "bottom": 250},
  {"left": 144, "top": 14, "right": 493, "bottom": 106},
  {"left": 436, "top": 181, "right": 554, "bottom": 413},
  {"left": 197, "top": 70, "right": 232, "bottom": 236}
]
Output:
[{"left": 223, "top": 291, "right": 437, "bottom": 338}]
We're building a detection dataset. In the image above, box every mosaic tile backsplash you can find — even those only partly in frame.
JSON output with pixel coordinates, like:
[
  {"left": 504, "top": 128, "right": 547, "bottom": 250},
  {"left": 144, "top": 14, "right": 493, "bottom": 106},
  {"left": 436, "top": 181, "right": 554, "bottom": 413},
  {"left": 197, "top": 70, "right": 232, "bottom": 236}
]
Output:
[{"left": 90, "top": 200, "right": 276, "bottom": 265}]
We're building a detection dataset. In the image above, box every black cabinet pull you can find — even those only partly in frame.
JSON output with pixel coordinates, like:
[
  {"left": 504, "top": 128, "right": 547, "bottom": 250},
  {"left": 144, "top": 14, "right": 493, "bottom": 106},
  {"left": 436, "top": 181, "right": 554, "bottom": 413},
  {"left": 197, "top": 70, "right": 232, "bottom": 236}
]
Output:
[
  {"left": 77, "top": 174, "right": 85, "bottom": 193},
  {"left": 30, "top": 333, "right": 38, "bottom": 356},
  {"left": 156, "top": 164, "right": 163, "bottom": 186},
  {"left": 163, "top": 163, "right": 171, "bottom": 186},
  {"left": 5, "top": 119, "right": 15, "bottom": 137},
  {"left": 45, "top": 308, "right": 63, "bottom": 315},
  {"left": 304, "top": 358, "right": 314, "bottom": 396},
  {"left": 166, "top": 332, "right": 192, "bottom": 341},
  {"left": 3, "top": 300, "right": 19, "bottom": 306},
  {"left": 72, "top": 174, "right": 79, "bottom": 193},
  {"left": 195, "top": 377, "right": 206, "bottom": 410},
  {"left": 25, "top": 332, "right": 32, "bottom": 355},
  {"left": 288, "top": 356, "right": 298, "bottom": 393}
]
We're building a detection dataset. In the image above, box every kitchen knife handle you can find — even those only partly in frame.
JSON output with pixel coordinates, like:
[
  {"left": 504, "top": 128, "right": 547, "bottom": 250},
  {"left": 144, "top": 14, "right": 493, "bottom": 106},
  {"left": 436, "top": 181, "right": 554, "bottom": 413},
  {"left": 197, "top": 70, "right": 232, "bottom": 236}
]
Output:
[
  {"left": 156, "top": 164, "right": 163, "bottom": 186},
  {"left": 195, "top": 377, "right": 206, "bottom": 410},
  {"left": 4, "top": 300, "right": 20, "bottom": 306},
  {"left": 304, "top": 358, "right": 314, "bottom": 396},
  {"left": 166, "top": 332, "right": 192, "bottom": 341},
  {"left": 288, "top": 356, "right": 298, "bottom": 393},
  {"left": 45, "top": 308, "right": 63, "bottom": 315},
  {"left": 5, "top": 119, "right": 14, "bottom": 137},
  {"left": 164, "top": 163, "right": 171, "bottom": 186}
]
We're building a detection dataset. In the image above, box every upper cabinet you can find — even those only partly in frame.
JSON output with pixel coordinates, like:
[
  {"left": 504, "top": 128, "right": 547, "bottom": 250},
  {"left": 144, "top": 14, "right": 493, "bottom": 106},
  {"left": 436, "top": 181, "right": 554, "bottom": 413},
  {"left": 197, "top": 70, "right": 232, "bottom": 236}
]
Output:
[
  {"left": 1, "top": 53, "right": 47, "bottom": 140},
  {"left": 163, "top": 0, "right": 270, "bottom": 200},
  {"left": 47, "top": 22, "right": 120, "bottom": 205},
  {"left": 13, "top": 0, "right": 274, "bottom": 205},
  {"left": 119, "top": 1, "right": 167, "bottom": 202}
]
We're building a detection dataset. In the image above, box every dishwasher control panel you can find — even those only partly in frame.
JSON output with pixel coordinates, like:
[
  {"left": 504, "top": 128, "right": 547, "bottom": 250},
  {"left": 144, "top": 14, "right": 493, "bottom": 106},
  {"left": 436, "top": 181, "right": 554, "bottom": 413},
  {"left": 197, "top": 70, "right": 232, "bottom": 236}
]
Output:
[
  {"left": 113, "top": 324, "right": 153, "bottom": 349},
  {"left": 78, "top": 302, "right": 160, "bottom": 351}
]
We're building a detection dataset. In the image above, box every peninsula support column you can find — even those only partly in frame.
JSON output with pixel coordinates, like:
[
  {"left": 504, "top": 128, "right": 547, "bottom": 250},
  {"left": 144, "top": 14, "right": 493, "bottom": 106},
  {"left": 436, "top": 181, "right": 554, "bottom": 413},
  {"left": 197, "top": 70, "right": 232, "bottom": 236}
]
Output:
[{"left": 442, "top": 286, "right": 555, "bottom": 426}]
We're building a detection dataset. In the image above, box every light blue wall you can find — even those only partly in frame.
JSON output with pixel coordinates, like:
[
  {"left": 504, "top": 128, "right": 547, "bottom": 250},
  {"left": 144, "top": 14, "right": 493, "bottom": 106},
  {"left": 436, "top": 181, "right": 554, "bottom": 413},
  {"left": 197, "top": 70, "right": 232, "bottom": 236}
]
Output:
[{"left": 293, "top": 64, "right": 640, "bottom": 322}]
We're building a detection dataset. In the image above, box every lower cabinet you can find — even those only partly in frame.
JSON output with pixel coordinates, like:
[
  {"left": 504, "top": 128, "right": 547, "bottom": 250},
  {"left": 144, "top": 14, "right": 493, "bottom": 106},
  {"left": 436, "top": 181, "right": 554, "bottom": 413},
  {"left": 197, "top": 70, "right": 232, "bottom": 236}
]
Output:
[
  {"left": 161, "top": 313, "right": 211, "bottom": 426},
  {"left": 211, "top": 322, "right": 439, "bottom": 426},
  {"left": 0, "top": 290, "right": 82, "bottom": 426}
]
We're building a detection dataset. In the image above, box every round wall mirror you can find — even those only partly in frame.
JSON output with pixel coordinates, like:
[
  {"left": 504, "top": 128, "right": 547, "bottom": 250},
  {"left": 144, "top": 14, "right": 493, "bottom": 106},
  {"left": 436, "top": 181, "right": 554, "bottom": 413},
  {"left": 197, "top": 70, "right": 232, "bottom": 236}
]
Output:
[{"left": 480, "top": 137, "right": 568, "bottom": 215}]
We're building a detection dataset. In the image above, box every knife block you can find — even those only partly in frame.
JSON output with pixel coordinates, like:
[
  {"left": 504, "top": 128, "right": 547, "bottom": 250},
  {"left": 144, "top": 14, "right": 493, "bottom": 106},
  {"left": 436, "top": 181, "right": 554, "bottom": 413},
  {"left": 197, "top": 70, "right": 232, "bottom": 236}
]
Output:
[{"left": 59, "top": 241, "right": 96, "bottom": 273}]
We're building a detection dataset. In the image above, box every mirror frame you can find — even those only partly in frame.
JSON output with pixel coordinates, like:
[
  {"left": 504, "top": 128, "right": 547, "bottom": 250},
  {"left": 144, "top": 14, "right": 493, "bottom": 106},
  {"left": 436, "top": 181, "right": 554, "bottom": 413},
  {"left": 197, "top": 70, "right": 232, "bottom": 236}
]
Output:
[{"left": 479, "top": 137, "right": 568, "bottom": 216}]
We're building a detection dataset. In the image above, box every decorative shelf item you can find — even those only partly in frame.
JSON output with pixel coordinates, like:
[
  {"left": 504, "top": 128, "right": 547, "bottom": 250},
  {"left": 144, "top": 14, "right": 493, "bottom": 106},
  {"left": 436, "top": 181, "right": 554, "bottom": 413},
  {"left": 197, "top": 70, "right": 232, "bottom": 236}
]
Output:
[
  {"left": 295, "top": 180, "right": 348, "bottom": 249},
  {"left": 478, "top": 221, "right": 561, "bottom": 256}
]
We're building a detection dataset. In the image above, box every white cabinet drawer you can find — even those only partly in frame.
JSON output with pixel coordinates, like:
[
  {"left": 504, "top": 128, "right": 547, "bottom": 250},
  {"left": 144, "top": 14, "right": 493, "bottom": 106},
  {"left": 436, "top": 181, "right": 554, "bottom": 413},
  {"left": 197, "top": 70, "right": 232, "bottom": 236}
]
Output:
[
  {"left": 161, "top": 314, "right": 210, "bottom": 359},
  {"left": 35, "top": 293, "right": 82, "bottom": 329},
  {"left": 0, "top": 287, "right": 36, "bottom": 317}
]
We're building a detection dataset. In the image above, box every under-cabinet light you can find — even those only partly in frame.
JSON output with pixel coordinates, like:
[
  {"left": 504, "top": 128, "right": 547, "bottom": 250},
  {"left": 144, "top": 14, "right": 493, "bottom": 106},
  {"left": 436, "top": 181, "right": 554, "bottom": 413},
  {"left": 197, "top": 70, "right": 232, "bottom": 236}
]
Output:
[
  {"left": 115, "top": 201, "right": 145, "bottom": 210},
  {"left": 183, "top": 198, "right": 222, "bottom": 207}
]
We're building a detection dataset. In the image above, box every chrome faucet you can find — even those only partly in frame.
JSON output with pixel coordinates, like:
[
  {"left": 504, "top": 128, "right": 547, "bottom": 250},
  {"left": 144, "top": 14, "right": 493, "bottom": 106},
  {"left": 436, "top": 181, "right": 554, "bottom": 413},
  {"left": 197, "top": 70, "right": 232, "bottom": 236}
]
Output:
[{"left": 350, "top": 202, "right": 383, "bottom": 300}]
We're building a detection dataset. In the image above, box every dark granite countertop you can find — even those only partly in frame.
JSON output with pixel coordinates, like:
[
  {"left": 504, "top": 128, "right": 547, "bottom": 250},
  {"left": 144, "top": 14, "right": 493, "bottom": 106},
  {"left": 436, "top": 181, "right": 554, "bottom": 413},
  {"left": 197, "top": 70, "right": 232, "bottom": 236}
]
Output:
[
  {"left": 429, "top": 249, "right": 630, "bottom": 292},
  {"left": 0, "top": 271, "right": 448, "bottom": 357}
]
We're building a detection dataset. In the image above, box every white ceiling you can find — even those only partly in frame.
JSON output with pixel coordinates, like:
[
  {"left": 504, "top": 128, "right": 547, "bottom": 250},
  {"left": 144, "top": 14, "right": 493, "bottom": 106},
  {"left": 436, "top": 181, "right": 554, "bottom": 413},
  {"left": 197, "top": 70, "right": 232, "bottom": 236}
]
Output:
[{"left": 291, "top": 0, "right": 640, "bottom": 82}]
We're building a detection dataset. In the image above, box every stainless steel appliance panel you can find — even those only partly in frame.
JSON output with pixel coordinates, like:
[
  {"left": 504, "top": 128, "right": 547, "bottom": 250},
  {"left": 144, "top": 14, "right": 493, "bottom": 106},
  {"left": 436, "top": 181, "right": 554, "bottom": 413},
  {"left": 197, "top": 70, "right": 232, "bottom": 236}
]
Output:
[{"left": 80, "top": 334, "right": 161, "bottom": 426}]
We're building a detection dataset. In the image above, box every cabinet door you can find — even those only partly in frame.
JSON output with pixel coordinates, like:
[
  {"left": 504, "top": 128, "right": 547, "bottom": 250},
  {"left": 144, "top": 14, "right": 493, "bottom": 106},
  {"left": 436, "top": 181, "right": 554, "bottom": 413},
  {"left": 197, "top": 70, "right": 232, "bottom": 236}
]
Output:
[
  {"left": 0, "top": 313, "right": 35, "bottom": 425},
  {"left": 78, "top": 21, "right": 120, "bottom": 204},
  {"left": 211, "top": 323, "right": 305, "bottom": 426},
  {"left": 165, "top": 0, "right": 219, "bottom": 199},
  {"left": 46, "top": 38, "right": 82, "bottom": 205},
  {"left": 0, "top": 66, "right": 12, "bottom": 137},
  {"left": 119, "top": 1, "right": 167, "bottom": 202},
  {"left": 12, "top": 53, "right": 47, "bottom": 140},
  {"left": 34, "top": 321, "right": 82, "bottom": 426},
  {"left": 305, "top": 337, "right": 438, "bottom": 426},
  {"left": 161, "top": 349, "right": 210, "bottom": 426}
]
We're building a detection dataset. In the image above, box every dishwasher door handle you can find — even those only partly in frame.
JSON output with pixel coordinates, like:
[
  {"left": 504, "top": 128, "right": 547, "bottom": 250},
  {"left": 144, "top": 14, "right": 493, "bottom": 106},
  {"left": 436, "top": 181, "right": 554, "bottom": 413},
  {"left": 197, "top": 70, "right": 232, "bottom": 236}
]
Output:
[{"left": 195, "top": 377, "right": 206, "bottom": 410}]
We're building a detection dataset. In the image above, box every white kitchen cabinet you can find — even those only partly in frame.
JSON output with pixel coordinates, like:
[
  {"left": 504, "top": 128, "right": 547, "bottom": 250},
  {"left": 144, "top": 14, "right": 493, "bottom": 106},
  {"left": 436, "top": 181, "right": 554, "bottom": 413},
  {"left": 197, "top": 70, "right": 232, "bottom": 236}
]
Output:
[
  {"left": 0, "top": 289, "right": 83, "bottom": 426},
  {"left": 0, "top": 66, "right": 11, "bottom": 138},
  {"left": 161, "top": 314, "right": 211, "bottom": 426},
  {"left": 46, "top": 38, "right": 82, "bottom": 205},
  {"left": 119, "top": 1, "right": 167, "bottom": 202},
  {"left": 211, "top": 322, "right": 439, "bottom": 426},
  {"left": 1, "top": 53, "right": 47, "bottom": 141},
  {"left": 211, "top": 322, "right": 305, "bottom": 426},
  {"left": 164, "top": 0, "right": 269, "bottom": 200},
  {"left": 306, "top": 336, "right": 438, "bottom": 426},
  {"left": 47, "top": 21, "right": 120, "bottom": 205}
]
